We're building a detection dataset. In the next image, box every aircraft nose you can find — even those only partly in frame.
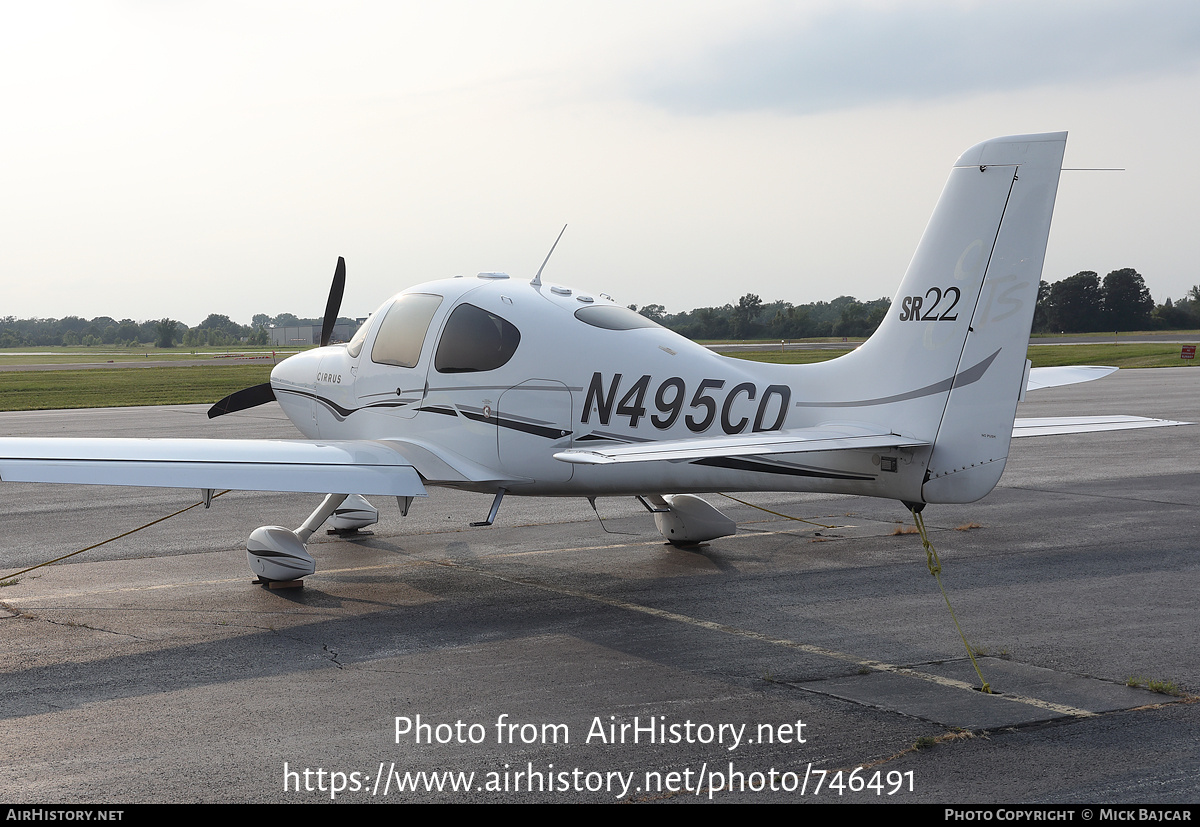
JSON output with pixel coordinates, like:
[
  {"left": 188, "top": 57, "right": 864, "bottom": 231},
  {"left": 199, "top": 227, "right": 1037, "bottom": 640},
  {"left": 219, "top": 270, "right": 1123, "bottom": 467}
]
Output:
[{"left": 271, "top": 347, "right": 321, "bottom": 390}]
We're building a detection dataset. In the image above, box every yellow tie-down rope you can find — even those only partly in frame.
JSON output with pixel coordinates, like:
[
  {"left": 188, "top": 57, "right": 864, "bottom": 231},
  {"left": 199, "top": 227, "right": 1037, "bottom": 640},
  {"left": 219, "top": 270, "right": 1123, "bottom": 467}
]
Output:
[
  {"left": 1, "top": 490, "right": 231, "bottom": 582},
  {"left": 910, "top": 506, "right": 992, "bottom": 694},
  {"left": 720, "top": 493, "right": 992, "bottom": 693},
  {"left": 718, "top": 493, "right": 839, "bottom": 529}
]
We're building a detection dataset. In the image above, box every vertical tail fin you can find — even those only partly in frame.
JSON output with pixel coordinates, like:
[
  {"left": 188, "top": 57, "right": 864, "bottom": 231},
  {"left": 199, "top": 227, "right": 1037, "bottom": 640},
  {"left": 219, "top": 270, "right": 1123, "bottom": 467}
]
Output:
[
  {"left": 798, "top": 132, "right": 1066, "bottom": 503},
  {"left": 916, "top": 132, "right": 1070, "bottom": 499},
  {"left": 888, "top": 133, "right": 1065, "bottom": 499},
  {"left": 920, "top": 133, "right": 1066, "bottom": 501}
]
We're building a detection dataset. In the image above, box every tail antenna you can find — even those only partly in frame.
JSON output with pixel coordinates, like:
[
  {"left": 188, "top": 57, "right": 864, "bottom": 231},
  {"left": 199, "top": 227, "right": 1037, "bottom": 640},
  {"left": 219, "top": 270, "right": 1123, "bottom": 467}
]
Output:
[{"left": 531, "top": 224, "right": 567, "bottom": 286}]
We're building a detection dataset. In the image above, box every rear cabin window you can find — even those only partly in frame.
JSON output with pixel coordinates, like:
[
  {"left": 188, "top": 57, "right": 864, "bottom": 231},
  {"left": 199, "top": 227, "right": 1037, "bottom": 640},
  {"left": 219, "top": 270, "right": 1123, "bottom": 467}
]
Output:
[
  {"left": 370, "top": 293, "right": 443, "bottom": 367},
  {"left": 434, "top": 303, "right": 521, "bottom": 373},
  {"left": 574, "top": 305, "right": 663, "bottom": 330}
]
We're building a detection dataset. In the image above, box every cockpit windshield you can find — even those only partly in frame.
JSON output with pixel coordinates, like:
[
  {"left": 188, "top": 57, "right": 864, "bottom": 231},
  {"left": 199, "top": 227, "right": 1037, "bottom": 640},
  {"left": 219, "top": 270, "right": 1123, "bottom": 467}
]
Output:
[{"left": 370, "top": 293, "right": 443, "bottom": 367}]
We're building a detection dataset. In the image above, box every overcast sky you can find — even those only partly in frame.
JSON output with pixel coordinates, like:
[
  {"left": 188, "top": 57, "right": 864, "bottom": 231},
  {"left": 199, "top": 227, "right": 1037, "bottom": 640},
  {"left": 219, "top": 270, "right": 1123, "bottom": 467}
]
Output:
[{"left": 2, "top": 0, "right": 1198, "bottom": 326}]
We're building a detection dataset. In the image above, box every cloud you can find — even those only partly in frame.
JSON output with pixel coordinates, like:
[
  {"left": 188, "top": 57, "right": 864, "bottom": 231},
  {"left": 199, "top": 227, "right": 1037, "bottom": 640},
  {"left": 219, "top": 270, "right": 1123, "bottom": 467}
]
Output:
[{"left": 634, "top": 0, "right": 1200, "bottom": 115}]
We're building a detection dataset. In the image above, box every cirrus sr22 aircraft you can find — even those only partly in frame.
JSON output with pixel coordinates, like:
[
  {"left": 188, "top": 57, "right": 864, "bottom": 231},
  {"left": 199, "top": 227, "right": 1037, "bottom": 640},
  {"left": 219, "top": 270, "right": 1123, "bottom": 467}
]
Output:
[{"left": 0, "top": 132, "right": 1184, "bottom": 583}]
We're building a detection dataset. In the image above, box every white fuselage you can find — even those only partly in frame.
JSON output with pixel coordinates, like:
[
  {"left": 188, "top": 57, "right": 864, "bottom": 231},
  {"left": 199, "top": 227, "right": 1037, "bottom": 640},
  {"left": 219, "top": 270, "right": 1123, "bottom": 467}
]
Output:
[
  {"left": 270, "top": 274, "right": 929, "bottom": 501},
  {"left": 268, "top": 133, "right": 1075, "bottom": 507}
]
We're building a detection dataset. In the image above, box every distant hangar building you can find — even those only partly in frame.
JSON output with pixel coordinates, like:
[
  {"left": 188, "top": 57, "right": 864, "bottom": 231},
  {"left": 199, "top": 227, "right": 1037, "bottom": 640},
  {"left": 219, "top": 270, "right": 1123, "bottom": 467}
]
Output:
[{"left": 267, "top": 321, "right": 360, "bottom": 347}]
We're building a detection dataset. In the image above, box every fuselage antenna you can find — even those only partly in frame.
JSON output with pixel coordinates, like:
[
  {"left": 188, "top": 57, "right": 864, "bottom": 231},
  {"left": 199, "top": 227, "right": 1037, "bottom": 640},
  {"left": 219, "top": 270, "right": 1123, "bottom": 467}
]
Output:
[{"left": 531, "top": 224, "right": 568, "bottom": 286}]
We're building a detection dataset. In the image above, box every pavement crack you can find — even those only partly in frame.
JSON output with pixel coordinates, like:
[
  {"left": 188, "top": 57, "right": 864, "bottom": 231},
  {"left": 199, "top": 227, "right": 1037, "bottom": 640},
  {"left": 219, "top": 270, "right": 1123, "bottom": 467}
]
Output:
[
  {"left": 323, "top": 643, "right": 344, "bottom": 669},
  {"left": 1002, "top": 485, "right": 1193, "bottom": 507},
  {"left": 857, "top": 729, "right": 979, "bottom": 770},
  {"left": 35, "top": 616, "right": 148, "bottom": 640}
]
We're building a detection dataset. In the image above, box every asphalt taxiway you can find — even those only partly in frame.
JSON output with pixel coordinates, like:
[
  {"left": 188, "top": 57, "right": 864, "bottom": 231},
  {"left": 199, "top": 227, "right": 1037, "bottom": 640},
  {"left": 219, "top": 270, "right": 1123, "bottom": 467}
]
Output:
[{"left": 0, "top": 368, "right": 1198, "bottom": 803}]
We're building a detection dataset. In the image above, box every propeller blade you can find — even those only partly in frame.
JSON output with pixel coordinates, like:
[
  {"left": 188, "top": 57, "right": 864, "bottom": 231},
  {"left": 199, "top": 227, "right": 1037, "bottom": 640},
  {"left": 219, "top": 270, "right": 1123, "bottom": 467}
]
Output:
[
  {"left": 211, "top": 257, "right": 341, "bottom": 418},
  {"left": 320, "top": 256, "right": 347, "bottom": 347},
  {"left": 207, "top": 382, "right": 276, "bottom": 419}
]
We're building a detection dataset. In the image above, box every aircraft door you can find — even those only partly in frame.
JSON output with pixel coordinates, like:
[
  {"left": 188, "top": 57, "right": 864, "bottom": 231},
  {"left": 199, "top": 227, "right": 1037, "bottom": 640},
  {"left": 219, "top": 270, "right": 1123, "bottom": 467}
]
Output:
[
  {"left": 354, "top": 293, "right": 443, "bottom": 419},
  {"left": 497, "top": 380, "right": 574, "bottom": 482}
]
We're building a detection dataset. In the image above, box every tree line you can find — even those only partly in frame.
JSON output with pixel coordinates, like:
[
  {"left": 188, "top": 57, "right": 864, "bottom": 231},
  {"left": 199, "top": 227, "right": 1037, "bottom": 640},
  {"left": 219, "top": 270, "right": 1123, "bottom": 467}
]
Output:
[
  {"left": 0, "top": 268, "right": 1194, "bottom": 348},
  {"left": 630, "top": 293, "right": 892, "bottom": 340},
  {"left": 0, "top": 313, "right": 353, "bottom": 349},
  {"left": 1032, "top": 268, "right": 1200, "bottom": 333},
  {"left": 635, "top": 268, "right": 1196, "bottom": 340}
]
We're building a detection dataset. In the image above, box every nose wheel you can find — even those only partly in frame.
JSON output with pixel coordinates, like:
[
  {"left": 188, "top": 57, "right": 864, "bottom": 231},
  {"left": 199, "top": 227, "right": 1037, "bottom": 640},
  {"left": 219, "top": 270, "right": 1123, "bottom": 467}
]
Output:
[{"left": 327, "top": 494, "right": 379, "bottom": 534}]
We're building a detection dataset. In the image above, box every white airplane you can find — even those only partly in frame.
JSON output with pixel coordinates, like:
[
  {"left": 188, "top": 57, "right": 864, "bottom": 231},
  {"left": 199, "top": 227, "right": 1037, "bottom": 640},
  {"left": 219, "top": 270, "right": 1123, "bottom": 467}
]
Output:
[{"left": 0, "top": 132, "right": 1184, "bottom": 582}]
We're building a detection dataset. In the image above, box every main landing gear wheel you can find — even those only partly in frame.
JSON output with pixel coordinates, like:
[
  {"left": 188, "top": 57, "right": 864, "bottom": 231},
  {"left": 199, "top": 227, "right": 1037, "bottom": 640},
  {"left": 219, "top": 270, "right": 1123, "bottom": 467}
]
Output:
[
  {"left": 647, "top": 494, "right": 737, "bottom": 546},
  {"left": 245, "top": 493, "right": 350, "bottom": 586}
]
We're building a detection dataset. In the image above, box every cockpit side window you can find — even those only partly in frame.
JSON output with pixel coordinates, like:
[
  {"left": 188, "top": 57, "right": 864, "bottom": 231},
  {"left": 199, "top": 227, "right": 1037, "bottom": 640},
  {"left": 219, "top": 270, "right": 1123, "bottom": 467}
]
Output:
[
  {"left": 370, "top": 293, "right": 443, "bottom": 368},
  {"left": 434, "top": 303, "right": 521, "bottom": 373}
]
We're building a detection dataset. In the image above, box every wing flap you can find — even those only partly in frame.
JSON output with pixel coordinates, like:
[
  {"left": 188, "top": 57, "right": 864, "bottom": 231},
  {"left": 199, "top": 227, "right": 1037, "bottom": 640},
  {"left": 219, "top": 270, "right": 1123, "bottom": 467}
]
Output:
[
  {"left": 0, "top": 438, "right": 427, "bottom": 496},
  {"left": 555, "top": 426, "right": 928, "bottom": 465},
  {"left": 1012, "top": 415, "right": 1188, "bottom": 437}
]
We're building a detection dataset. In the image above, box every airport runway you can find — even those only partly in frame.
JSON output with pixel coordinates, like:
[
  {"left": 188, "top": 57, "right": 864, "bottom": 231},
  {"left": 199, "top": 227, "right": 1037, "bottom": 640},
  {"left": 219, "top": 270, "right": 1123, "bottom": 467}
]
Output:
[{"left": 0, "top": 369, "right": 1197, "bottom": 803}]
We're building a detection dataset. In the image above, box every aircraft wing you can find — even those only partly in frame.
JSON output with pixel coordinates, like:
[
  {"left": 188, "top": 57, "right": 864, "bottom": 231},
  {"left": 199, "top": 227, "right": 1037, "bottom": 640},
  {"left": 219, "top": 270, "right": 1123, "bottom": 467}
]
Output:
[
  {"left": 0, "top": 438, "right": 427, "bottom": 496},
  {"left": 554, "top": 425, "right": 929, "bottom": 465},
  {"left": 1011, "top": 416, "right": 1188, "bottom": 437}
]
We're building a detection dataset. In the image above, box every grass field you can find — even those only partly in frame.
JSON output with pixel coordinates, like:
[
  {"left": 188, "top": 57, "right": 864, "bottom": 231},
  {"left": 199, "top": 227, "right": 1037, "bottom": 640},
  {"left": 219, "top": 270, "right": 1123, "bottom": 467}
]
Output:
[
  {"left": 0, "top": 342, "right": 1194, "bottom": 412},
  {"left": 0, "top": 365, "right": 274, "bottom": 411}
]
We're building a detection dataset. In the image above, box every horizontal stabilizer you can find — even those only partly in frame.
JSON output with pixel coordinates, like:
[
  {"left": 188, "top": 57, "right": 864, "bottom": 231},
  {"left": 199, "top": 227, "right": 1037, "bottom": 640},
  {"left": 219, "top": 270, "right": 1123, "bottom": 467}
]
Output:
[
  {"left": 554, "top": 425, "right": 928, "bottom": 465},
  {"left": 0, "top": 438, "right": 427, "bottom": 496},
  {"left": 1025, "top": 365, "right": 1118, "bottom": 392},
  {"left": 1012, "top": 415, "right": 1188, "bottom": 437}
]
